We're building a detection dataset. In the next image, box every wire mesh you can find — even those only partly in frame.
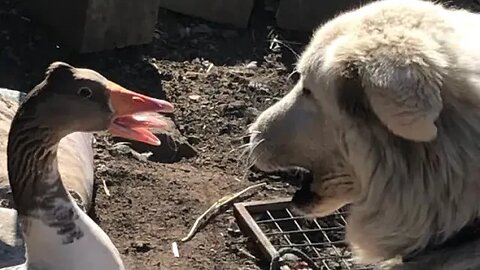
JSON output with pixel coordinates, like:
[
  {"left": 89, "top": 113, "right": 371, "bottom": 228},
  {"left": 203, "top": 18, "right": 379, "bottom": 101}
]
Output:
[{"left": 235, "top": 199, "right": 374, "bottom": 270}]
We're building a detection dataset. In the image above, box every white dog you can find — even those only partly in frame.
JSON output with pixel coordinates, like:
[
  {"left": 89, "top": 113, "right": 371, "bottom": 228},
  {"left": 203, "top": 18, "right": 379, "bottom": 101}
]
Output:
[{"left": 248, "top": 0, "right": 480, "bottom": 269}]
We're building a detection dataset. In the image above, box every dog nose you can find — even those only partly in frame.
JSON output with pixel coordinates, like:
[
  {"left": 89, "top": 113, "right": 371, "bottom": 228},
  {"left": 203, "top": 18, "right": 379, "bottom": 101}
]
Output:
[
  {"left": 292, "top": 173, "right": 315, "bottom": 206},
  {"left": 292, "top": 188, "right": 316, "bottom": 206}
]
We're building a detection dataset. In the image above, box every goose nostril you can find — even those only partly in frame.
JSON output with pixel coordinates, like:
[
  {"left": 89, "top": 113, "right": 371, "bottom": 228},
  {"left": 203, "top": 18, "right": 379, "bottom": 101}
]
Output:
[{"left": 242, "top": 135, "right": 250, "bottom": 144}]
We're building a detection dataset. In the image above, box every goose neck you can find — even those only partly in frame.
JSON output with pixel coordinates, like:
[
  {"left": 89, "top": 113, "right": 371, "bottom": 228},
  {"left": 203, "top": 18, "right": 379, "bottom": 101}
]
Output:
[{"left": 7, "top": 121, "right": 70, "bottom": 216}]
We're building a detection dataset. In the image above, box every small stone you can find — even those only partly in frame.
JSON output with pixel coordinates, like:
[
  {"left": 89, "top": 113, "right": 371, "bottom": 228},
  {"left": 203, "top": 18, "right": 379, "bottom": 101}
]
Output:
[
  {"left": 188, "top": 94, "right": 201, "bottom": 100},
  {"left": 201, "top": 60, "right": 212, "bottom": 68},
  {"left": 187, "top": 135, "right": 201, "bottom": 145},
  {"left": 245, "top": 107, "right": 259, "bottom": 118},
  {"left": 245, "top": 107, "right": 260, "bottom": 123},
  {"left": 245, "top": 61, "right": 258, "bottom": 69},
  {"left": 229, "top": 100, "right": 246, "bottom": 110},
  {"left": 223, "top": 101, "right": 247, "bottom": 117},
  {"left": 248, "top": 81, "right": 270, "bottom": 93},
  {"left": 227, "top": 222, "right": 241, "bottom": 236},
  {"left": 131, "top": 241, "right": 154, "bottom": 253}
]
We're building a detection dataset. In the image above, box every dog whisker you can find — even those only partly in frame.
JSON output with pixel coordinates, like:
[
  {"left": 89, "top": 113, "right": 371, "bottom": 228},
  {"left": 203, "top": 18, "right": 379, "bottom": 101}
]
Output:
[
  {"left": 248, "top": 130, "right": 261, "bottom": 135},
  {"left": 245, "top": 139, "right": 265, "bottom": 165},
  {"left": 319, "top": 173, "right": 350, "bottom": 181},
  {"left": 235, "top": 146, "right": 253, "bottom": 170},
  {"left": 236, "top": 139, "right": 267, "bottom": 181},
  {"left": 228, "top": 142, "right": 252, "bottom": 155}
]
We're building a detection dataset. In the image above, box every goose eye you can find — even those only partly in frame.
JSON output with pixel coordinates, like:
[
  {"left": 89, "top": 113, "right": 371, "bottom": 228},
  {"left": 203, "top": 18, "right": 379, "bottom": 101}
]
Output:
[{"left": 77, "top": 87, "right": 92, "bottom": 99}]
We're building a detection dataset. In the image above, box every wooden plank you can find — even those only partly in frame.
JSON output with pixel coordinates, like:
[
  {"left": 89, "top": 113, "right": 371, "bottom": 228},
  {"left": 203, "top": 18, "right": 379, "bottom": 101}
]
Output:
[
  {"left": 233, "top": 202, "right": 278, "bottom": 261},
  {"left": 24, "top": 0, "right": 160, "bottom": 53},
  {"left": 240, "top": 198, "right": 292, "bottom": 214},
  {"left": 158, "top": 0, "right": 254, "bottom": 28}
]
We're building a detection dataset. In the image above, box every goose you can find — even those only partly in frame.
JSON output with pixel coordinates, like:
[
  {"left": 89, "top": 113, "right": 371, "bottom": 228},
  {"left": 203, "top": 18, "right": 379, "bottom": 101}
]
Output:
[
  {"left": 0, "top": 86, "right": 96, "bottom": 212},
  {"left": 0, "top": 61, "right": 174, "bottom": 269}
]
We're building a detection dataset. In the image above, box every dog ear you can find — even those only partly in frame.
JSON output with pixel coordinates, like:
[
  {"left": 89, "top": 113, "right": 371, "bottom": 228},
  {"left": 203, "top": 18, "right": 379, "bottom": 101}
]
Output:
[
  {"left": 359, "top": 62, "right": 443, "bottom": 142},
  {"left": 337, "top": 63, "right": 443, "bottom": 142},
  {"left": 321, "top": 30, "right": 447, "bottom": 142}
]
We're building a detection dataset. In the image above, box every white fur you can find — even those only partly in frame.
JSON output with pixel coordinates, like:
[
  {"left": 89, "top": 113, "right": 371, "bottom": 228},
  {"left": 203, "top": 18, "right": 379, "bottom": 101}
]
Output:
[{"left": 249, "top": 0, "right": 480, "bottom": 269}]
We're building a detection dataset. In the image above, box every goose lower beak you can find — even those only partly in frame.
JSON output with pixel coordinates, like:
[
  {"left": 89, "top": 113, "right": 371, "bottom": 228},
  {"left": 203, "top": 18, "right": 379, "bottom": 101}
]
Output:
[{"left": 106, "top": 81, "right": 174, "bottom": 146}]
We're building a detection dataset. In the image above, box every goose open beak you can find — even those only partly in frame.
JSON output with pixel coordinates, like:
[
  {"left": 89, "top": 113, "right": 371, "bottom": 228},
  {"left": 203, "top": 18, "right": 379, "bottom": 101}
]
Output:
[{"left": 106, "top": 81, "right": 174, "bottom": 146}]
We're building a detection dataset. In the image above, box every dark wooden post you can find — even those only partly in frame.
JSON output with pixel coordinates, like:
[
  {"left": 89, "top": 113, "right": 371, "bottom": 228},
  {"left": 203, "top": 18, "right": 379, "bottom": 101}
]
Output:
[{"left": 24, "top": 0, "right": 161, "bottom": 53}]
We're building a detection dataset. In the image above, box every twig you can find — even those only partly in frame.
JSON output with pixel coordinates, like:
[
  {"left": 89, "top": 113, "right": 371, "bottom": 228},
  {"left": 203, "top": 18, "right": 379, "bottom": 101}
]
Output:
[
  {"left": 102, "top": 179, "right": 111, "bottom": 197},
  {"left": 237, "top": 247, "right": 258, "bottom": 261},
  {"left": 181, "top": 182, "right": 266, "bottom": 242},
  {"left": 206, "top": 63, "right": 214, "bottom": 73}
]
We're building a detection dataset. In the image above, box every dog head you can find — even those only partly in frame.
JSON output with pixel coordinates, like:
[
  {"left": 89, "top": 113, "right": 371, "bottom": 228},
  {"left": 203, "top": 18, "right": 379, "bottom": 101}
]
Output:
[{"left": 248, "top": 0, "right": 452, "bottom": 216}]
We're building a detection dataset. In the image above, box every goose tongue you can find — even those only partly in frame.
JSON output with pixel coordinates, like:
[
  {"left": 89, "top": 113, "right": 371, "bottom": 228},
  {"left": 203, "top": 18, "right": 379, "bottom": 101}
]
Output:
[{"left": 106, "top": 81, "right": 174, "bottom": 146}]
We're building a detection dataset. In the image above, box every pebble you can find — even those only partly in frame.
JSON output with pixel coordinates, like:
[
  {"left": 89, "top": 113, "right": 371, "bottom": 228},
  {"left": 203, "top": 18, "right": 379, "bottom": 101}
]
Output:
[
  {"left": 245, "top": 61, "right": 258, "bottom": 69},
  {"left": 131, "top": 241, "right": 154, "bottom": 253},
  {"left": 187, "top": 135, "right": 201, "bottom": 145},
  {"left": 188, "top": 94, "right": 201, "bottom": 100},
  {"left": 245, "top": 107, "right": 259, "bottom": 118},
  {"left": 248, "top": 81, "right": 270, "bottom": 93}
]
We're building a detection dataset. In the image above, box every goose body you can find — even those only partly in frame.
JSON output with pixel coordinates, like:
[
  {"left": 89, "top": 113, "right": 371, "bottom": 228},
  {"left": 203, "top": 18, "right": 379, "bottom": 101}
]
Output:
[
  {"left": 0, "top": 202, "right": 123, "bottom": 270},
  {"left": 0, "top": 62, "right": 174, "bottom": 269}
]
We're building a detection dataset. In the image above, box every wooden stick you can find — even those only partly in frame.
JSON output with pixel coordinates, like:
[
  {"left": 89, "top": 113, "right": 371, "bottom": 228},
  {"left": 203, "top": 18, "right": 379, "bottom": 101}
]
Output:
[
  {"left": 181, "top": 182, "right": 266, "bottom": 242},
  {"left": 102, "top": 179, "right": 111, "bottom": 197}
]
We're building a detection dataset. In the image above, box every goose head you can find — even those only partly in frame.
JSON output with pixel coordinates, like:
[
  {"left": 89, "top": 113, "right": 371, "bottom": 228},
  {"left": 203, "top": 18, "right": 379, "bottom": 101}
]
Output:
[{"left": 17, "top": 61, "right": 174, "bottom": 145}]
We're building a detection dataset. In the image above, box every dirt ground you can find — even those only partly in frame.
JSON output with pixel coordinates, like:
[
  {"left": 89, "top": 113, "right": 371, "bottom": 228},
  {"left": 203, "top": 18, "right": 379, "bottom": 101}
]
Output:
[
  {"left": 0, "top": 1, "right": 312, "bottom": 269},
  {"left": 4, "top": 1, "right": 480, "bottom": 269}
]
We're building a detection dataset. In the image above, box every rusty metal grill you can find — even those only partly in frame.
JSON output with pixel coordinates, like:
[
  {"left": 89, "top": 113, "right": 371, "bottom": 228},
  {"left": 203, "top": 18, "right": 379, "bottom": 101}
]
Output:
[{"left": 234, "top": 198, "right": 374, "bottom": 270}]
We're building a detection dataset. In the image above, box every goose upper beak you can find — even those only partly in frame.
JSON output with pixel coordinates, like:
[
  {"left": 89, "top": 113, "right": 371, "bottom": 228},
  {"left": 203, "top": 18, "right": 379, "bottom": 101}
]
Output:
[{"left": 106, "top": 81, "right": 175, "bottom": 146}]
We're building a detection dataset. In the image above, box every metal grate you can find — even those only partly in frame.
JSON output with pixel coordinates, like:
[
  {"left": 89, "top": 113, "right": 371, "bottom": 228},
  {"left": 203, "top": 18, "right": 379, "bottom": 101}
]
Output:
[{"left": 234, "top": 198, "right": 374, "bottom": 270}]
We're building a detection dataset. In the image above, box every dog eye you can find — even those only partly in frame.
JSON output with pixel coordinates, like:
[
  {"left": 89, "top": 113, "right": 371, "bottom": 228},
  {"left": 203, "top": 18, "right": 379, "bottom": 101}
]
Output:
[
  {"left": 302, "top": 87, "right": 312, "bottom": 96},
  {"left": 77, "top": 87, "right": 92, "bottom": 99}
]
